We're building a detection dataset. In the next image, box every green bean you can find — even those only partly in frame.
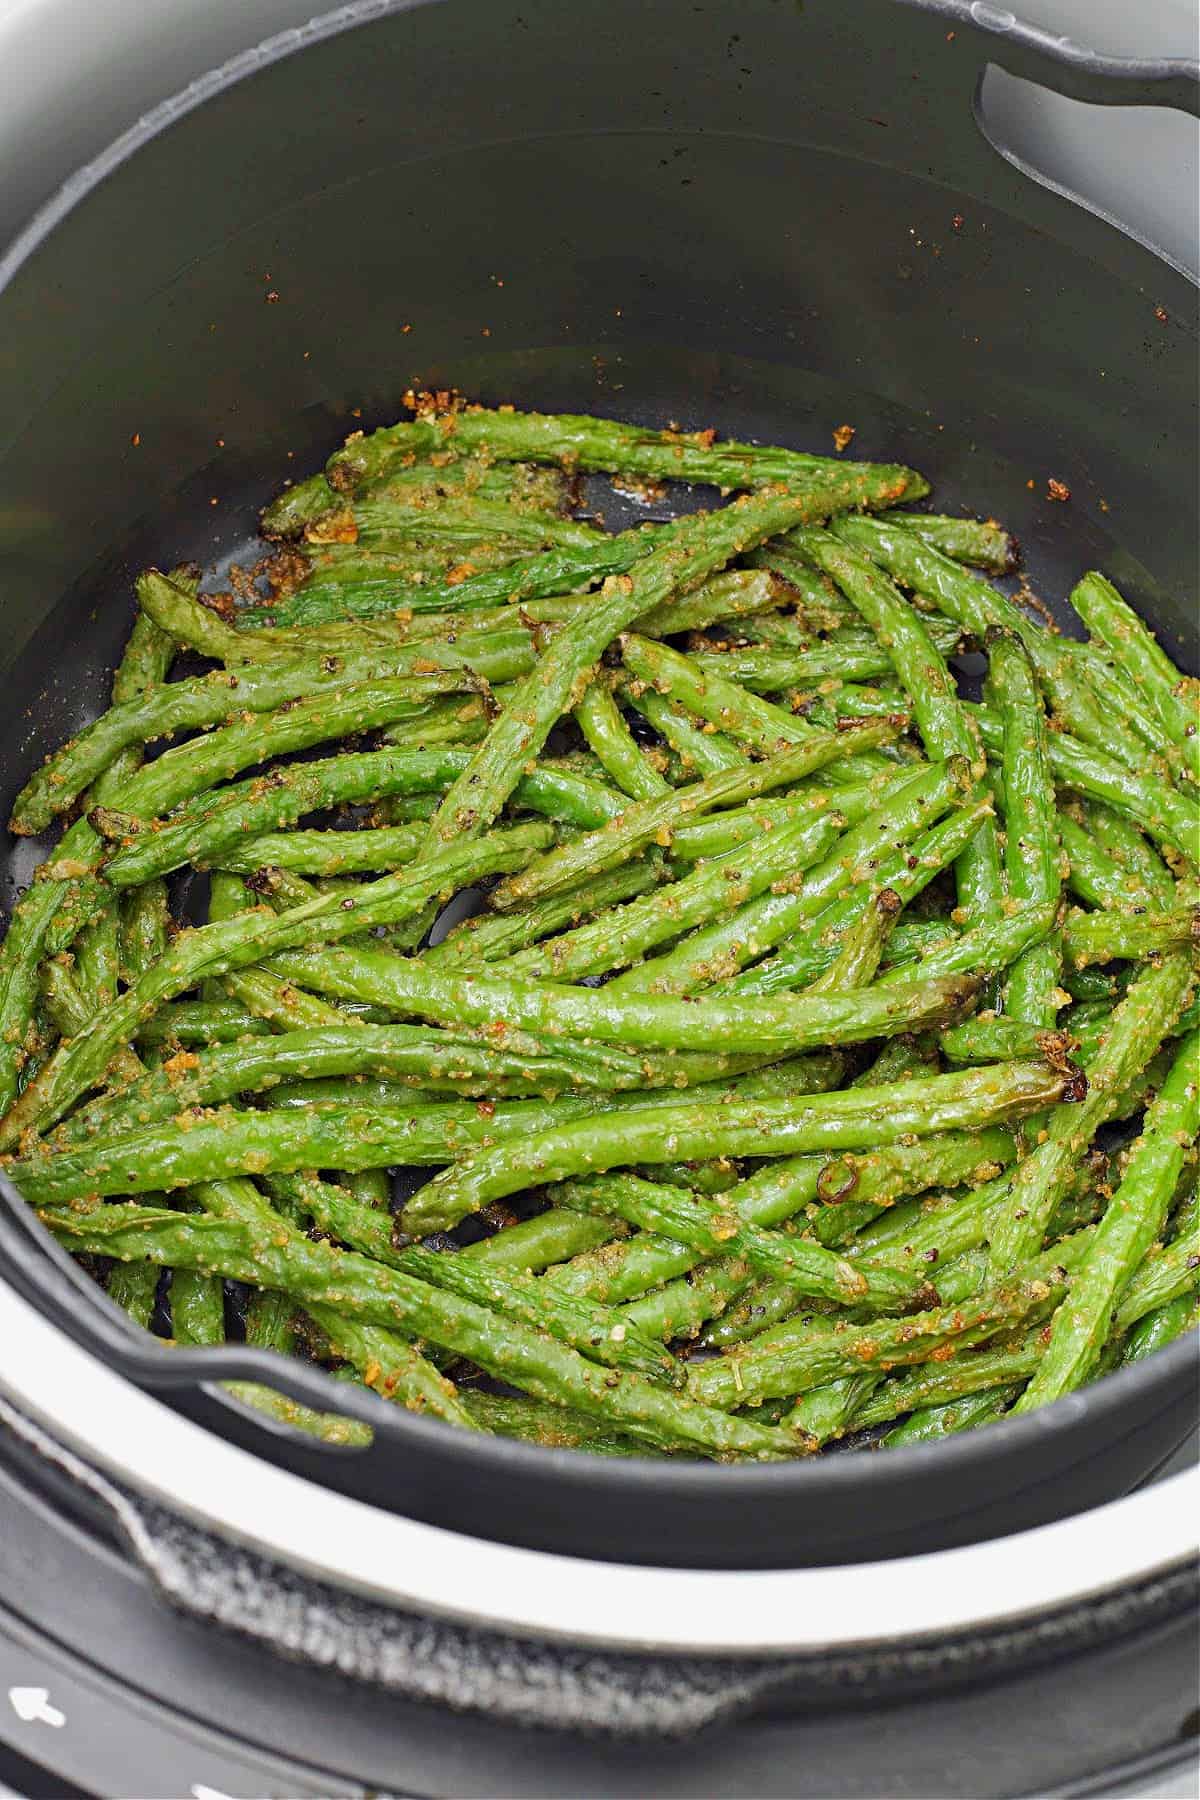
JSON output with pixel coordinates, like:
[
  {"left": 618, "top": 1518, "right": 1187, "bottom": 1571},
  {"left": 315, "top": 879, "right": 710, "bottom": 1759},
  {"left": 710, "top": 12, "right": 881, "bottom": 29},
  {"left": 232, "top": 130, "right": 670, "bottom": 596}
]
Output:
[
  {"left": 1068, "top": 639, "right": 1189, "bottom": 781},
  {"left": 1058, "top": 811, "right": 1156, "bottom": 912},
  {"left": 73, "top": 903, "right": 121, "bottom": 1014},
  {"left": 106, "top": 1254, "right": 161, "bottom": 1328},
  {"left": 624, "top": 763, "right": 974, "bottom": 996},
  {"left": 263, "top": 453, "right": 572, "bottom": 538},
  {"left": 786, "top": 1375, "right": 880, "bottom": 1446},
  {"left": 243, "top": 519, "right": 680, "bottom": 629},
  {"left": 379, "top": 692, "right": 497, "bottom": 752},
  {"left": 1173, "top": 996, "right": 1200, "bottom": 1039},
  {"left": 325, "top": 404, "right": 929, "bottom": 508},
  {"left": 876, "top": 901, "right": 1059, "bottom": 989},
  {"left": 941, "top": 1016, "right": 1078, "bottom": 1068},
  {"left": 195, "top": 1175, "right": 473, "bottom": 1424},
  {"left": 832, "top": 516, "right": 1034, "bottom": 643},
  {"left": 1017, "top": 1030, "right": 1199, "bottom": 1409},
  {"left": 0, "top": 838, "right": 92, "bottom": 1114},
  {"left": 0, "top": 585, "right": 179, "bottom": 1106},
  {"left": 402, "top": 1059, "right": 1066, "bottom": 1236},
  {"left": 621, "top": 632, "right": 899, "bottom": 775},
  {"left": 20, "top": 1092, "right": 629, "bottom": 1203},
  {"left": 852, "top": 1332, "right": 1043, "bottom": 1430},
  {"left": 97, "top": 741, "right": 557, "bottom": 888},
  {"left": 201, "top": 1173, "right": 474, "bottom": 1425},
  {"left": 36, "top": 957, "right": 143, "bottom": 1088},
  {"left": 880, "top": 1385, "right": 1019, "bottom": 1446},
  {"left": 1030, "top": 638, "right": 1164, "bottom": 780},
  {"left": 27, "top": 1063, "right": 827, "bottom": 1201},
  {"left": 741, "top": 547, "right": 847, "bottom": 626},
  {"left": 265, "top": 1170, "right": 677, "bottom": 1383},
  {"left": 265, "top": 931, "right": 980, "bottom": 1062},
  {"left": 557, "top": 1172, "right": 917, "bottom": 1309},
  {"left": 689, "top": 617, "right": 964, "bottom": 691},
  {"left": 1062, "top": 906, "right": 1198, "bottom": 967},
  {"left": 657, "top": 1274, "right": 811, "bottom": 1350},
  {"left": 39, "top": 1203, "right": 807, "bottom": 1460},
  {"left": 833, "top": 518, "right": 1185, "bottom": 780},
  {"left": 420, "top": 490, "right": 875, "bottom": 858},
  {"left": 1080, "top": 800, "right": 1177, "bottom": 906},
  {"left": 499, "top": 809, "right": 842, "bottom": 985},
  {"left": 1062, "top": 964, "right": 1127, "bottom": 1005},
  {"left": 688, "top": 1270, "right": 1062, "bottom": 1410},
  {"left": 988, "top": 953, "right": 1196, "bottom": 1274},
  {"left": 170, "top": 1269, "right": 226, "bottom": 1345},
  {"left": 118, "top": 669, "right": 475, "bottom": 817},
  {"left": 494, "top": 725, "right": 889, "bottom": 909},
  {"left": 1121, "top": 1291, "right": 1200, "bottom": 1363},
  {"left": 243, "top": 1281, "right": 297, "bottom": 1357},
  {"left": 1071, "top": 572, "right": 1199, "bottom": 779},
  {"left": 89, "top": 589, "right": 180, "bottom": 803},
  {"left": 806, "top": 887, "right": 900, "bottom": 992},
  {"left": 134, "top": 999, "right": 272, "bottom": 1046},
  {"left": 625, "top": 685, "right": 749, "bottom": 776},
  {"left": 573, "top": 680, "right": 671, "bottom": 802},
  {"left": 426, "top": 858, "right": 667, "bottom": 968},
  {"left": 263, "top": 530, "right": 600, "bottom": 617},
  {"left": 341, "top": 1167, "right": 392, "bottom": 1210},
  {"left": 221, "top": 1381, "right": 373, "bottom": 1446},
  {"left": 892, "top": 512, "right": 1019, "bottom": 575},
  {"left": 796, "top": 528, "right": 1000, "bottom": 924},
  {"left": 969, "top": 705, "right": 1197, "bottom": 866},
  {"left": 11, "top": 633, "right": 531, "bottom": 838},
  {"left": 725, "top": 798, "right": 991, "bottom": 998},
  {"left": 637, "top": 567, "right": 786, "bottom": 638},
  {"left": 219, "top": 825, "right": 424, "bottom": 877},
  {"left": 135, "top": 568, "right": 296, "bottom": 663},
  {"left": 986, "top": 630, "right": 1063, "bottom": 1026},
  {"left": 850, "top": 1032, "right": 942, "bottom": 1088},
  {"left": 0, "top": 820, "right": 557, "bottom": 1148},
  {"left": 1113, "top": 1223, "right": 1200, "bottom": 1332},
  {"left": 461, "top": 1209, "right": 627, "bottom": 1273},
  {"left": 456, "top": 1391, "right": 653, "bottom": 1456},
  {"left": 347, "top": 491, "right": 604, "bottom": 553},
  {"left": 667, "top": 781, "right": 885, "bottom": 858},
  {"left": 118, "top": 882, "right": 171, "bottom": 985},
  {"left": 575, "top": 1129, "right": 1011, "bottom": 1322},
  {"left": 223, "top": 965, "right": 379, "bottom": 1033},
  {"left": 1168, "top": 1183, "right": 1199, "bottom": 1243},
  {"left": 56, "top": 1021, "right": 664, "bottom": 1149}
]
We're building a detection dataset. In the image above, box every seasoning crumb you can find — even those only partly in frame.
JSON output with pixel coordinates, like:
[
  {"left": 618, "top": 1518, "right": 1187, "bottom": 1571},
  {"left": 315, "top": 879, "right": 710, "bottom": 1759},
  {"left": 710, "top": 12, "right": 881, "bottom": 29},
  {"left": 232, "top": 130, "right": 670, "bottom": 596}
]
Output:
[
  {"left": 832, "top": 423, "right": 856, "bottom": 452},
  {"left": 1047, "top": 478, "right": 1071, "bottom": 503}
]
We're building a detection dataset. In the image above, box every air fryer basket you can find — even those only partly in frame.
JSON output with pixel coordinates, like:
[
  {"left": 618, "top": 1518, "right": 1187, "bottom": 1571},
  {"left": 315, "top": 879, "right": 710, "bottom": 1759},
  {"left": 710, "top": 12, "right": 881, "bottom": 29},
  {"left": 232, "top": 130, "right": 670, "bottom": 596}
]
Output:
[{"left": 0, "top": 0, "right": 1195, "bottom": 1571}]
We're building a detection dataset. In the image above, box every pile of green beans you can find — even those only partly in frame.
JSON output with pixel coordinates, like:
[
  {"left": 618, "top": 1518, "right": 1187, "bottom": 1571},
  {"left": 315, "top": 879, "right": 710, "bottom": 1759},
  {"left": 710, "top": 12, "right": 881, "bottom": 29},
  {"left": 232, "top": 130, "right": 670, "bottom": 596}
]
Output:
[{"left": 3, "top": 396, "right": 1196, "bottom": 1461}]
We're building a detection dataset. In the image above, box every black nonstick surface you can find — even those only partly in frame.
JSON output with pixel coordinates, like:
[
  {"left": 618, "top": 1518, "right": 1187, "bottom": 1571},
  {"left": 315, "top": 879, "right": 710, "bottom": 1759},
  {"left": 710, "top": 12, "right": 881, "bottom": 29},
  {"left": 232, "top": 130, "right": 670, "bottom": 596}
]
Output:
[{"left": 0, "top": 0, "right": 1195, "bottom": 1569}]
